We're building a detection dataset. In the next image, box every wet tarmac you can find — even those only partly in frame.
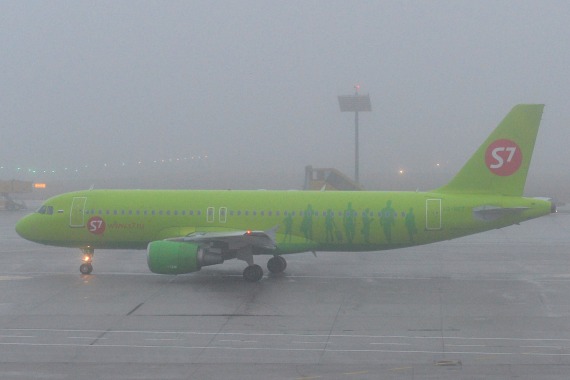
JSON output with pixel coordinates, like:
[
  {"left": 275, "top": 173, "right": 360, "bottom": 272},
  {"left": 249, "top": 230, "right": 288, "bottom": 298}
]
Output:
[{"left": 1, "top": 209, "right": 570, "bottom": 379}]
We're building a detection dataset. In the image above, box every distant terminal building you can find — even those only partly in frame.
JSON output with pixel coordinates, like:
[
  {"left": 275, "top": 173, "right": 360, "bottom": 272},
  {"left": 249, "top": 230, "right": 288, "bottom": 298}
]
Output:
[
  {"left": 303, "top": 166, "right": 364, "bottom": 191},
  {"left": 0, "top": 180, "right": 37, "bottom": 210}
]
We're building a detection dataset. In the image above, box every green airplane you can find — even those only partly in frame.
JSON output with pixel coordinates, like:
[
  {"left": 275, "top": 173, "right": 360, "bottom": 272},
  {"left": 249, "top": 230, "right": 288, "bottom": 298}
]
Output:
[{"left": 16, "top": 104, "right": 554, "bottom": 282}]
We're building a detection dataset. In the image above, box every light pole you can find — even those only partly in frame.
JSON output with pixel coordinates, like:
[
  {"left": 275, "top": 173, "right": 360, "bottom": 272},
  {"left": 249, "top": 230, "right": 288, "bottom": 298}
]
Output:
[{"left": 338, "top": 85, "right": 372, "bottom": 184}]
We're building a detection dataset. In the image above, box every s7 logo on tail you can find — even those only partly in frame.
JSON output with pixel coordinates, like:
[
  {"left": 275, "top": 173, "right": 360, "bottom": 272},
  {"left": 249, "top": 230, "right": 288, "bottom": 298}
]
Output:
[{"left": 485, "top": 139, "right": 522, "bottom": 176}]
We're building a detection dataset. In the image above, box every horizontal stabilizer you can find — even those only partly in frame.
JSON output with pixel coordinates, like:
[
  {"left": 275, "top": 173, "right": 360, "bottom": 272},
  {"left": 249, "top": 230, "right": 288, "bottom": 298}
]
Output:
[{"left": 472, "top": 205, "right": 529, "bottom": 221}]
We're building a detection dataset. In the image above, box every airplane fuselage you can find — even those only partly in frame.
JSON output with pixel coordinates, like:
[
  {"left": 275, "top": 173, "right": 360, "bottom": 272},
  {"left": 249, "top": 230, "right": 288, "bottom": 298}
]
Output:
[{"left": 16, "top": 189, "right": 551, "bottom": 254}]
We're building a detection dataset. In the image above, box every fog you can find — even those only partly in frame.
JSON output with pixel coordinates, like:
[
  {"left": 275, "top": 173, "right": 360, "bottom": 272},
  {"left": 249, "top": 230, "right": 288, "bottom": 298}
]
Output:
[{"left": 1, "top": 1, "right": 568, "bottom": 200}]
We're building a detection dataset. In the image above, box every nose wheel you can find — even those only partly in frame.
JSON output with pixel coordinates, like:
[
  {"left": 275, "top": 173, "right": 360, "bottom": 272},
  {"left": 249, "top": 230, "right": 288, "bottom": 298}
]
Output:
[
  {"left": 80, "top": 263, "right": 93, "bottom": 274},
  {"left": 80, "top": 248, "right": 94, "bottom": 275}
]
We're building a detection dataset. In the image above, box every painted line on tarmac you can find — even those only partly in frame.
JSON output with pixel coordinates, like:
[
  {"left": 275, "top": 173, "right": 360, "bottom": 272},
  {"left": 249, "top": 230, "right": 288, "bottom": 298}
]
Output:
[
  {"left": 4, "top": 327, "right": 570, "bottom": 343},
  {"left": 1, "top": 341, "right": 570, "bottom": 357},
  {"left": 0, "top": 276, "right": 31, "bottom": 281}
]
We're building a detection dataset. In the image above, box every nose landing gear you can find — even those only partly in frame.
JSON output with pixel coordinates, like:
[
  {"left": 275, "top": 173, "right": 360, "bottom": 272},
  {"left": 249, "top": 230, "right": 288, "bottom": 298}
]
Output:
[{"left": 79, "top": 248, "right": 94, "bottom": 275}]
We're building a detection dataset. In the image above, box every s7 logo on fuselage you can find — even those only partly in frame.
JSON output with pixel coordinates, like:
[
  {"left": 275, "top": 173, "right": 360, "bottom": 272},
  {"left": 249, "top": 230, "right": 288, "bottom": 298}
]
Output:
[
  {"left": 87, "top": 217, "right": 106, "bottom": 235},
  {"left": 485, "top": 139, "right": 522, "bottom": 176}
]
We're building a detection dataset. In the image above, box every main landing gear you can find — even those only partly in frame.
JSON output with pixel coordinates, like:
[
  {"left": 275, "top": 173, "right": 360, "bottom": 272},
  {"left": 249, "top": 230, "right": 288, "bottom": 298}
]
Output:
[
  {"left": 267, "top": 255, "right": 287, "bottom": 274},
  {"left": 79, "top": 248, "right": 94, "bottom": 275},
  {"left": 242, "top": 255, "right": 287, "bottom": 282},
  {"left": 243, "top": 264, "right": 264, "bottom": 282}
]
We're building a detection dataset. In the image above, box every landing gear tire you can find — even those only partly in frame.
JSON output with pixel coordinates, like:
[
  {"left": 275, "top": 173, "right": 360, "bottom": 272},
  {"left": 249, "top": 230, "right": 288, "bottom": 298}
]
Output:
[
  {"left": 243, "top": 264, "right": 263, "bottom": 282},
  {"left": 80, "top": 248, "right": 94, "bottom": 275},
  {"left": 267, "top": 255, "right": 287, "bottom": 274},
  {"left": 80, "top": 263, "right": 93, "bottom": 275}
]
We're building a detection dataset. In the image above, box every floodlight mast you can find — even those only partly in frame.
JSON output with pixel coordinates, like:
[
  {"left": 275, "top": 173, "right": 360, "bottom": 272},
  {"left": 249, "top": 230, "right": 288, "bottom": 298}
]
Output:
[{"left": 337, "top": 85, "right": 372, "bottom": 184}]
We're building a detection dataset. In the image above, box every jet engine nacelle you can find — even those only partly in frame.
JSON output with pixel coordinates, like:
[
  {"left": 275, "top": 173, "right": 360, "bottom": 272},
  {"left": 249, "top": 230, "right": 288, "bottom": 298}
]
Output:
[{"left": 147, "top": 241, "right": 223, "bottom": 275}]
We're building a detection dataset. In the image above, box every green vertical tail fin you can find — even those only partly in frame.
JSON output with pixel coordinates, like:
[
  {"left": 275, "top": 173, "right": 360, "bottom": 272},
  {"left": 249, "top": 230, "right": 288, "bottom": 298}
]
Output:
[{"left": 435, "top": 104, "right": 544, "bottom": 196}]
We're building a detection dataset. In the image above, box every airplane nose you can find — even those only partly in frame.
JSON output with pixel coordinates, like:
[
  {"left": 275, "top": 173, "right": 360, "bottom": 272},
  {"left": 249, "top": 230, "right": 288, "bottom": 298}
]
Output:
[{"left": 15, "top": 215, "right": 32, "bottom": 240}]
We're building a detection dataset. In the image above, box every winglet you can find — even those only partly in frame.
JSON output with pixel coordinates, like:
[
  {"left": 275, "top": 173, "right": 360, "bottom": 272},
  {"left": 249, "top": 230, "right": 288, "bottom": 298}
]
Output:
[
  {"left": 435, "top": 104, "right": 544, "bottom": 196},
  {"left": 264, "top": 225, "right": 278, "bottom": 246}
]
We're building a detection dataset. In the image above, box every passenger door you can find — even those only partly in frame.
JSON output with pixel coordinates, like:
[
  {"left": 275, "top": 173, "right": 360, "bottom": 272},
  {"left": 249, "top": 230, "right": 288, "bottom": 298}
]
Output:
[
  {"left": 425, "top": 199, "right": 442, "bottom": 230},
  {"left": 70, "top": 197, "right": 87, "bottom": 227}
]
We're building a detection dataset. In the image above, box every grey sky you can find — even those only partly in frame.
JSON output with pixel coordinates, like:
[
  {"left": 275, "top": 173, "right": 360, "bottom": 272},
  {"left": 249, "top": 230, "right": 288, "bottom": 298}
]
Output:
[{"left": 1, "top": 1, "right": 568, "bottom": 194}]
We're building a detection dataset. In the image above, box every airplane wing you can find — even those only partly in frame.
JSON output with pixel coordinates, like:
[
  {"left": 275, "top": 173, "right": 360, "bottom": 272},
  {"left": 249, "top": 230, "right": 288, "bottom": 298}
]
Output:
[{"left": 166, "top": 226, "right": 278, "bottom": 251}]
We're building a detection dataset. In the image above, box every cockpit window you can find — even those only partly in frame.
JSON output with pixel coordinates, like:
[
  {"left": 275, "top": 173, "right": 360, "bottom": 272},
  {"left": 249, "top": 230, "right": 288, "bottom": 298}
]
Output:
[{"left": 37, "top": 205, "right": 54, "bottom": 215}]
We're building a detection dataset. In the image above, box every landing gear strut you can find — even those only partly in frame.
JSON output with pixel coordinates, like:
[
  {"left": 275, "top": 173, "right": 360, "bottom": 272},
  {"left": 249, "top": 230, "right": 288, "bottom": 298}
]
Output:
[
  {"left": 237, "top": 248, "right": 264, "bottom": 282},
  {"left": 79, "top": 248, "right": 94, "bottom": 275}
]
